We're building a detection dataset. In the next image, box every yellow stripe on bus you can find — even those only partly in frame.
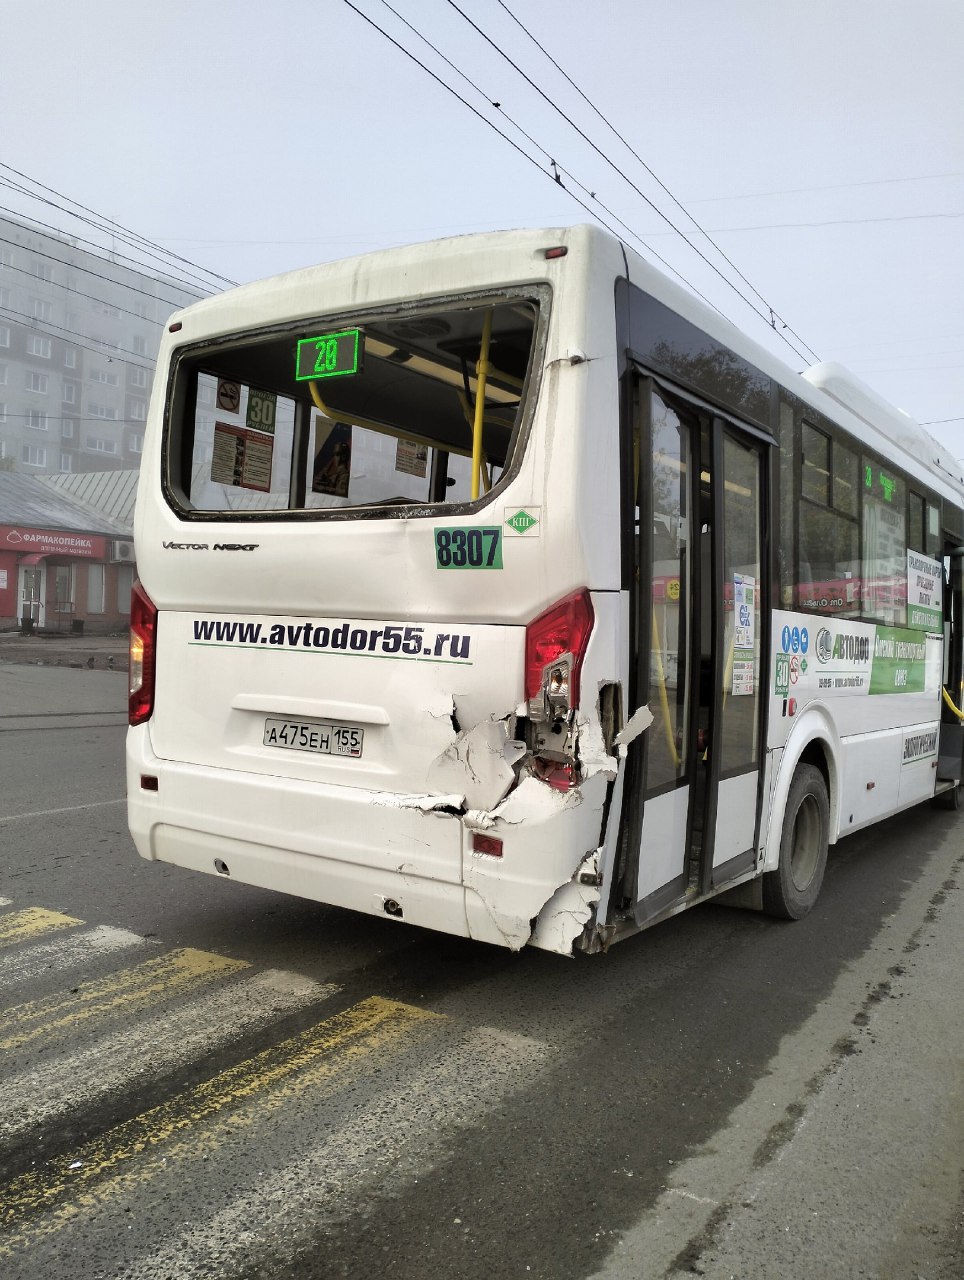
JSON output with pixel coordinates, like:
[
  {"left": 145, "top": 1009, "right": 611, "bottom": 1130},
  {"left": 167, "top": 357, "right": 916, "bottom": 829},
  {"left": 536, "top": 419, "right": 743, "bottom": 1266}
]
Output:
[
  {"left": 0, "top": 908, "right": 84, "bottom": 949},
  {"left": 0, "top": 948, "right": 248, "bottom": 1053},
  {"left": 0, "top": 996, "right": 440, "bottom": 1252}
]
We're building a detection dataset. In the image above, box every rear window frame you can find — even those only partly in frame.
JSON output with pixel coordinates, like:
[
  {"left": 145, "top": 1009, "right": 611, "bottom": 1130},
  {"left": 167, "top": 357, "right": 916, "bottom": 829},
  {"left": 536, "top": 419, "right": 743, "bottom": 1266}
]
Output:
[{"left": 160, "top": 283, "right": 552, "bottom": 524}]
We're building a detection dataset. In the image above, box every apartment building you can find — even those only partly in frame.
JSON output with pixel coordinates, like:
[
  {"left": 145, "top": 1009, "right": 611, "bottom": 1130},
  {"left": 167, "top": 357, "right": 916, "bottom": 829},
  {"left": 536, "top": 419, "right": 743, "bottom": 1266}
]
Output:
[{"left": 0, "top": 213, "right": 199, "bottom": 478}]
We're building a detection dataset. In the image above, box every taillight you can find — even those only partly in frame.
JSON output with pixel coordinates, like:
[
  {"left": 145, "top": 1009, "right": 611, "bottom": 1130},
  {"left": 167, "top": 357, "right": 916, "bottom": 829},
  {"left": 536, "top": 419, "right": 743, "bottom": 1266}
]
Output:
[
  {"left": 129, "top": 580, "right": 157, "bottom": 726},
  {"left": 524, "top": 589, "right": 594, "bottom": 715}
]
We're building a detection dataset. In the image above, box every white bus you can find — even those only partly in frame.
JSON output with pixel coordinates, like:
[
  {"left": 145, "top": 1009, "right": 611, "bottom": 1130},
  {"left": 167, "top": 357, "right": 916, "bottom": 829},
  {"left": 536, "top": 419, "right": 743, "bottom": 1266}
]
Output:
[{"left": 127, "top": 224, "right": 964, "bottom": 956}]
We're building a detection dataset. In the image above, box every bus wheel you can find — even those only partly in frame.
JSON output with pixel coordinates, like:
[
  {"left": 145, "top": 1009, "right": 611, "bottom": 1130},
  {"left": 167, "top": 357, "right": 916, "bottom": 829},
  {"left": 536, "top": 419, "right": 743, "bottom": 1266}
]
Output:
[{"left": 762, "top": 763, "right": 829, "bottom": 920}]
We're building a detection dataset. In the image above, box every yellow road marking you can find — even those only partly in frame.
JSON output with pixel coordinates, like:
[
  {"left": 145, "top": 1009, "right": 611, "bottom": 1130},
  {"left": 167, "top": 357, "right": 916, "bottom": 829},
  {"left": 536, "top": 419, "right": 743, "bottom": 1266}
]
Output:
[
  {"left": 0, "top": 948, "right": 247, "bottom": 1053},
  {"left": 0, "top": 908, "right": 83, "bottom": 949},
  {"left": 0, "top": 996, "right": 440, "bottom": 1252}
]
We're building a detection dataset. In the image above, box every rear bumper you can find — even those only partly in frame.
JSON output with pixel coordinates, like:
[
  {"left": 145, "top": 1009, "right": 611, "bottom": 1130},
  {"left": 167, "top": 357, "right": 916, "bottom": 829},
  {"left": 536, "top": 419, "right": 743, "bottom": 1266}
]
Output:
[
  {"left": 127, "top": 724, "right": 470, "bottom": 939},
  {"left": 127, "top": 725, "right": 611, "bottom": 953}
]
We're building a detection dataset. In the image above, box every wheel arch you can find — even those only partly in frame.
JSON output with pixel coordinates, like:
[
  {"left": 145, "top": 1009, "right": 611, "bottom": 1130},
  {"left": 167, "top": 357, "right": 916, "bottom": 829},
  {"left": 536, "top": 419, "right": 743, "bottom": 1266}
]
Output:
[{"left": 762, "top": 707, "right": 841, "bottom": 875}]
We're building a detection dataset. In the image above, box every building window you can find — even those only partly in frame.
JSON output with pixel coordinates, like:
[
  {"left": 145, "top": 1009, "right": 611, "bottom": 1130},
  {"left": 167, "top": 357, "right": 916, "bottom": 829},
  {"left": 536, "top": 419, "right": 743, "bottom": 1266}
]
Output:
[
  {"left": 31, "top": 259, "right": 53, "bottom": 282},
  {"left": 132, "top": 335, "right": 148, "bottom": 356},
  {"left": 88, "top": 404, "right": 118, "bottom": 420},
  {"left": 90, "top": 368, "right": 119, "bottom": 386},
  {"left": 22, "top": 445, "right": 47, "bottom": 467},
  {"left": 0, "top": 286, "right": 10, "bottom": 309},
  {"left": 0, "top": 362, "right": 6, "bottom": 385},
  {"left": 63, "top": 382, "right": 77, "bottom": 405},
  {"left": 64, "top": 348, "right": 77, "bottom": 369},
  {"left": 130, "top": 367, "right": 149, "bottom": 388},
  {"left": 117, "top": 564, "right": 134, "bottom": 613},
  {"left": 85, "top": 437, "right": 117, "bottom": 453},
  {"left": 31, "top": 298, "right": 52, "bottom": 323},
  {"left": 0, "top": 403, "right": 7, "bottom": 424},
  {"left": 25, "top": 371, "right": 49, "bottom": 394},
  {"left": 25, "top": 409, "right": 49, "bottom": 430},
  {"left": 93, "top": 301, "right": 121, "bottom": 317},
  {"left": 54, "top": 564, "right": 74, "bottom": 614},
  {"left": 27, "top": 335, "right": 52, "bottom": 358},
  {"left": 129, "top": 434, "right": 143, "bottom": 454},
  {"left": 130, "top": 400, "right": 147, "bottom": 421},
  {"left": 0, "top": 248, "right": 14, "bottom": 267},
  {"left": 62, "top": 418, "right": 76, "bottom": 438},
  {"left": 0, "top": 325, "right": 11, "bottom": 348},
  {"left": 87, "top": 563, "right": 105, "bottom": 613},
  {"left": 60, "top": 453, "right": 73, "bottom": 473}
]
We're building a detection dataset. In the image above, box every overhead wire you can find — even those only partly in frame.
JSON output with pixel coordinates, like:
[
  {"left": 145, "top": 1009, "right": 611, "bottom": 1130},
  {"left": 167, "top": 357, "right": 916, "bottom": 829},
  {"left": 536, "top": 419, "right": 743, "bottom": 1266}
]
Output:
[
  {"left": 0, "top": 162, "right": 236, "bottom": 291},
  {"left": 1, "top": 259, "right": 168, "bottom": 329},
  {"left": 342, "top": 0, "right": 729, "bottom": 319},
  {"left": 0, "top": 186, "right": 214, "bottom": 299},
  {"left": 0, "top": 230, "right": 200, "bottom": 314},
  {"left": 492, "top": 0, "right": 819, "bottom": 362},
  {"left": 446, "top": 0, "right": 819, "bottom": 365},
  {"left": 368, "top": 0, "right": 726, "bottom": 317},
  {"left": 0, "top": 305, "right": 156, "bottom": 369}
]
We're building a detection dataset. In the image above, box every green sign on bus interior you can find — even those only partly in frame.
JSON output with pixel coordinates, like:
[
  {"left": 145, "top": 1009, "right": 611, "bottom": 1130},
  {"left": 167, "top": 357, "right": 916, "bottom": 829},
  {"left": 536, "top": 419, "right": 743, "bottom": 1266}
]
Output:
[{"left": 296, "top": 329, "right": 362, "bottom": 381}]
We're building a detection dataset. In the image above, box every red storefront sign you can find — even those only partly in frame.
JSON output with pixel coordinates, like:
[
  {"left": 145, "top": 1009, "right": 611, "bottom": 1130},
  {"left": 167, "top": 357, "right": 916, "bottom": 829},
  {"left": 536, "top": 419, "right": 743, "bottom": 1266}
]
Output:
[{"left": 0, "top": 524, "right": 109, "bottom": 560}]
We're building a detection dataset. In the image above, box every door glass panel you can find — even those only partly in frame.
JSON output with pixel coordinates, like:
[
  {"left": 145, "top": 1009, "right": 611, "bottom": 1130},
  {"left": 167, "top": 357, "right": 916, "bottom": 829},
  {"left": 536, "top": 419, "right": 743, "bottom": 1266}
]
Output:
[
  {"left": 645, "top": 391, "right": 690, "bottom": 793},
  {"left": 719, "top": 433, "right": 761, "bottom": 773}
]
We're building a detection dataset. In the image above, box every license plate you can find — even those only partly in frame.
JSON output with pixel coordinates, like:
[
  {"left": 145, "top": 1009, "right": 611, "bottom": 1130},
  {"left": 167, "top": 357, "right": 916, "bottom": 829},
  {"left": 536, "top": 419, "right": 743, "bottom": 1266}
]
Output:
[{"left": 263, "top": 717, "right": 364, "bottom": 758}]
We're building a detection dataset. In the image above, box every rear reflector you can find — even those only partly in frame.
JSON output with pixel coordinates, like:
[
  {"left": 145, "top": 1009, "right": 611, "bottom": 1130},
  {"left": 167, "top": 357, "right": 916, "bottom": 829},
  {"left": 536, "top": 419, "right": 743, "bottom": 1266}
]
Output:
[
  {"left": 544, "top": 246, "right": 568, "bottom": 259},
  {"left": 472, "top": 833, "right": 503, "bottom": 858}
]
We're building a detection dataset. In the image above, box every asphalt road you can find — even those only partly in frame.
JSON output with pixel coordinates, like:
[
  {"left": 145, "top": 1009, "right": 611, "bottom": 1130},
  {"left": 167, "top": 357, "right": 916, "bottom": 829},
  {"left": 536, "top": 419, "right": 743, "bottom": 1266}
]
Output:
[{"left": 1, "top": 662, "right": 962, "bottom": 1279}]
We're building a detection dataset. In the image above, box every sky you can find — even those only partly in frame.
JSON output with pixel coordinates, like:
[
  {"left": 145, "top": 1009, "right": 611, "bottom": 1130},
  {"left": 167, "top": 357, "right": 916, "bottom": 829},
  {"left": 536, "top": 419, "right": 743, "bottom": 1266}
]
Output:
[{"left": 2, "top": 0, "right": 962, "bottom": 451}]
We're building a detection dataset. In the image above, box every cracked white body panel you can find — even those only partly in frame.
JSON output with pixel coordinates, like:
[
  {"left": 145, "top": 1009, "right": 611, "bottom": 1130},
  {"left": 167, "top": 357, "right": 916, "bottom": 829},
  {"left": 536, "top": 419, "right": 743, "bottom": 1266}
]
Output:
[
  {"left": 463, "top": 774, "right": 610, "bottom": 951},
  {"left": 614, "top": 704, "right": 655, "bottom": 747},
  {"left": 427, "top": 719, "right": 527, "bottom": 811}
]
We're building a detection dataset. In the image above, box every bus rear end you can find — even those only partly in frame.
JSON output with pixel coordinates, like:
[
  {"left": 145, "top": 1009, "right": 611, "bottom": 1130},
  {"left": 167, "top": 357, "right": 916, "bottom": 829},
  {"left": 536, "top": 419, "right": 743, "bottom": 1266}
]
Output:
[{"left": 127, "top": 227, "right": 627, "bottom": 955}]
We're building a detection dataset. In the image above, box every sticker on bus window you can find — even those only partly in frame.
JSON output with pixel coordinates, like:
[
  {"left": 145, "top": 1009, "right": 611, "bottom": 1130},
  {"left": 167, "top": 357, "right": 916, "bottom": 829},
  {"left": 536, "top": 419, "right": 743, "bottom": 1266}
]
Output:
[
  {"left": 210, "top": 422, "right": 273, "bottom": 493},
  {"left": 245, "top": 387, "right": 277, "bottom": 436},
  {"left": 312, "top": 417, "right": 352, "bottom": 497},
  {"left": 395, "top": 439, "right": 428, "bottom": 478},
  {"left": 435, "top": 527, "right": 503, "bottom": 570}
]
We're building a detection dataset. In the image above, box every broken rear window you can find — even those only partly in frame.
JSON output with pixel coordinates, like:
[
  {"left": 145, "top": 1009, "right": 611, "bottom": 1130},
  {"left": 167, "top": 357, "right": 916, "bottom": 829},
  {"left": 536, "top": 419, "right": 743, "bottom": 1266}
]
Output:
[{"left": 163, "top": 292, "right": 543, "bottom": 516}]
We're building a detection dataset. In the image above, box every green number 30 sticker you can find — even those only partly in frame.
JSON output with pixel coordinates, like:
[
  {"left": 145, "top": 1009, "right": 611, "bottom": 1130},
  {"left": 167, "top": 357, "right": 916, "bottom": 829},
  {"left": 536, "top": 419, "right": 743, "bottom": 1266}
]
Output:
[{"left": 434, "top": 527, "right": 503, "bottom": 570}]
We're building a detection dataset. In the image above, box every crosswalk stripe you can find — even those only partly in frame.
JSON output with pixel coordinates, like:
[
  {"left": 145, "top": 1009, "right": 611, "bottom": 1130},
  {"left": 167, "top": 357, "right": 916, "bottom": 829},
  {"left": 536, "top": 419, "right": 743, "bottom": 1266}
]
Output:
[
  {"left": 0, "top": 969, "right": 338, "bottom": 1141},
  {"left": 124, "top": 1025, "right": 550, "bottom": 1279},
  {"left": 0, "top": 924, "right": 146, "bottom": 995},
  {"left": 0, "top": 907, "right": 84, "bottom": 949},
  {"left": 0, "top": 947, "right": 248, "bottom": 1053},
  {"left": 0, "top": 996, "right": 439, "bottom": 1252}
]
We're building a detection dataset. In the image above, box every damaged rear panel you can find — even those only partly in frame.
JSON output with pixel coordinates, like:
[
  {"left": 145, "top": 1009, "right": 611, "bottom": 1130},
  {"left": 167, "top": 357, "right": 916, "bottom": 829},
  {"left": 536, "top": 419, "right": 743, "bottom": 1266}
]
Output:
[{"left": 128, "top": 227, "right": 631, "bottom": 956}]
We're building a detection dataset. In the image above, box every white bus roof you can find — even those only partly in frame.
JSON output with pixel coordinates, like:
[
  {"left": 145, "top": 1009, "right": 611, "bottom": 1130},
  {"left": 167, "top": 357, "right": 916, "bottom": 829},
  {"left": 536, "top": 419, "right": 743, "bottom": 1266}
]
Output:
[{"left": 168, "top": 224, "right": 964, "bottom": 505}]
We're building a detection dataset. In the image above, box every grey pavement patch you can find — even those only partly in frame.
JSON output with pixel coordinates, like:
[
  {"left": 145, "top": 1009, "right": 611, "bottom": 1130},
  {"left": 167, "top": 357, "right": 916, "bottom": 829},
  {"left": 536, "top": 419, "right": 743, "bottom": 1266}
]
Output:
[{"left": 592, "top": 826, "right": 964, "bottom": 1279}]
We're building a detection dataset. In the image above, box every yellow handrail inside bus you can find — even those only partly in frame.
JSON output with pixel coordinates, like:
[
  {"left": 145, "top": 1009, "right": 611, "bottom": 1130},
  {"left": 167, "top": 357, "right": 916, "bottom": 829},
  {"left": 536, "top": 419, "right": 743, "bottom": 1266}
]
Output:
[
  {"left": 651, "top": 611, "right": 681, "bottom": 768},
  {"left": 471, "top": 310, "right": 493, "bottom": 500},
  {"left": 456, "top": 390, "right": 495, "bottom": 493},
  {"left": 942, "top": 686, "right": 964, "bottom": 721}
]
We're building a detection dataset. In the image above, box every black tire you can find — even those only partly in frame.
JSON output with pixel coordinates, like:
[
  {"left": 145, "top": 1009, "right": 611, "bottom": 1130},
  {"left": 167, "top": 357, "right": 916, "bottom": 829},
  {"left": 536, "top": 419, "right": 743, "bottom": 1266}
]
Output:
[{"left": 762, "top": 763, "right": 830, "bottom": 920}]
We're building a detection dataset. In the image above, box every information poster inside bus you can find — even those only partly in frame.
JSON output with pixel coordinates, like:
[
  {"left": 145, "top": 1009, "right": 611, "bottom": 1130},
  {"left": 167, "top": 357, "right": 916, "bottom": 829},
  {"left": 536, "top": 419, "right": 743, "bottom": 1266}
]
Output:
[
  {"left": 906, "top": 550, "right": 942, "bottom": 632},
  {"left": 210, "top": 422, "right": 273, "bottom": 493}
]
